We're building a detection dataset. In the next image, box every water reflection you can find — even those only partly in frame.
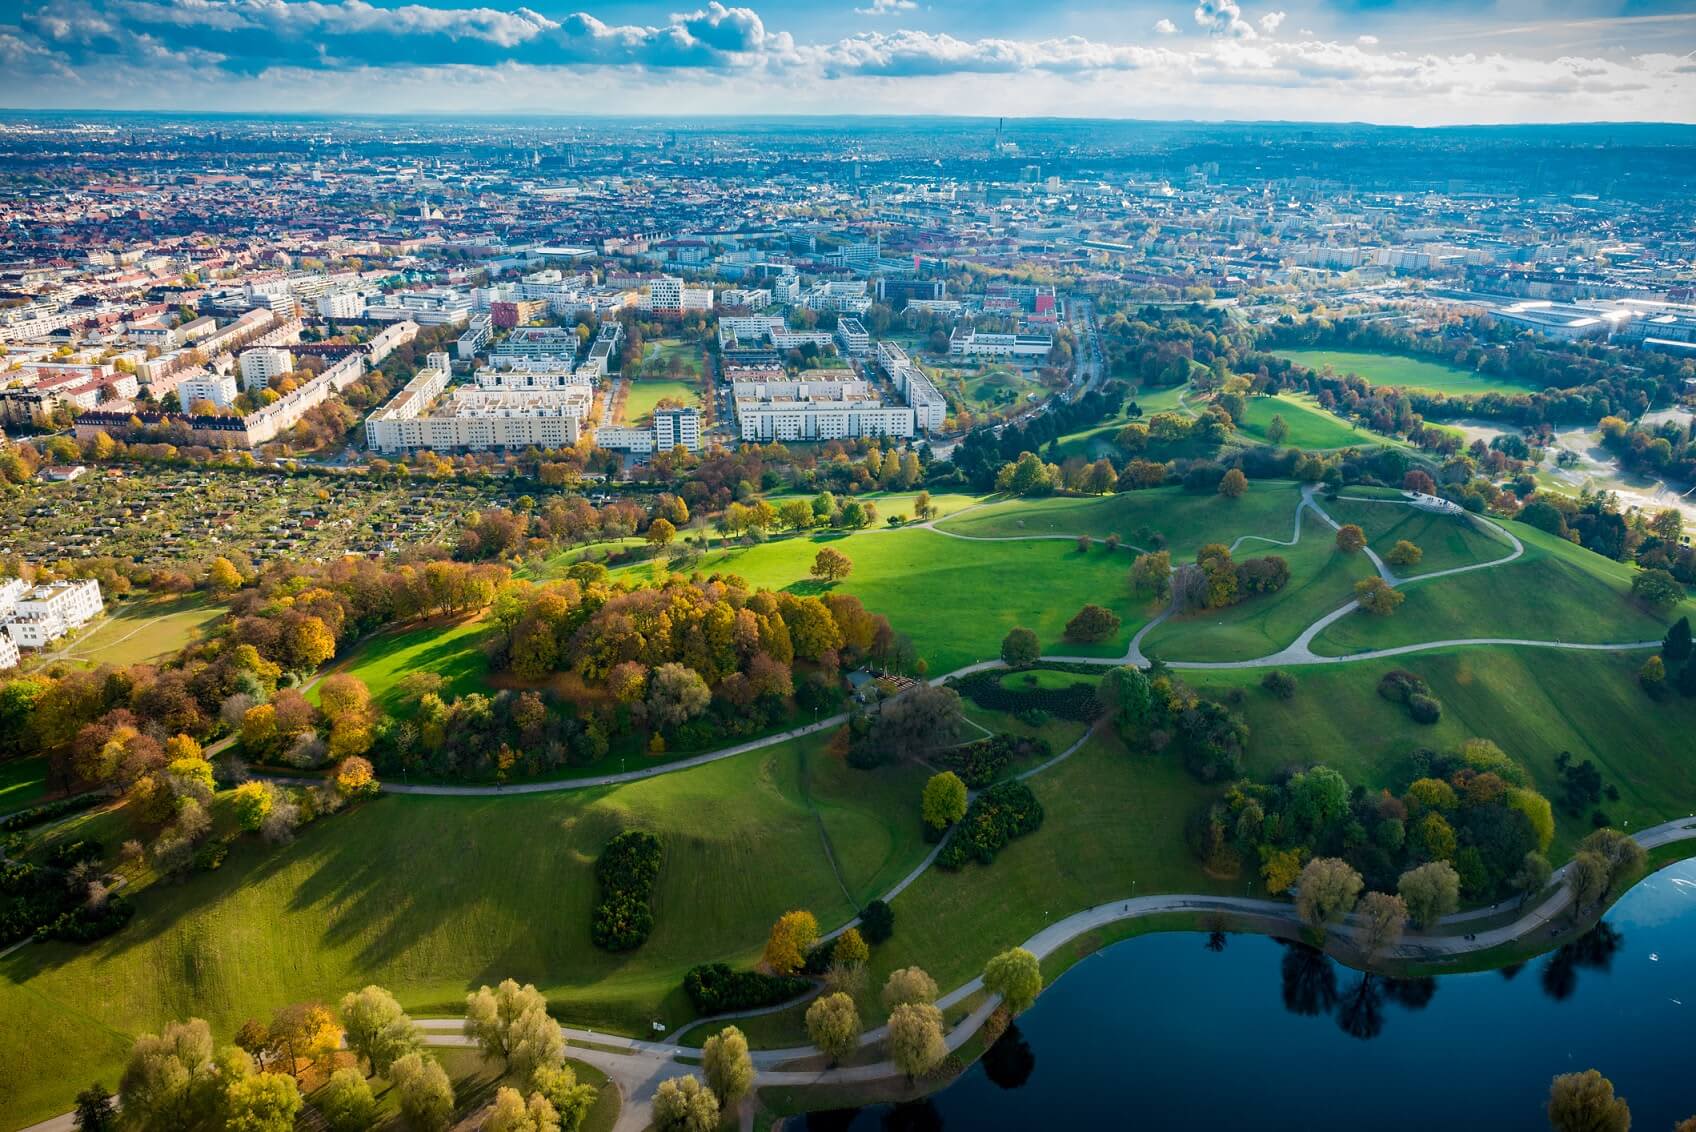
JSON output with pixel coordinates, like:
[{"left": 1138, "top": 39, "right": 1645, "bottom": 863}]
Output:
[
  {"left": 1276, "top": 943, "right": 1442, "bottom": 1040},
  {"left": 1540, "top": 923, "right": 1624, "bottom": 1001},
  {"left": 981, "top": 1024, "right": 1035, "bottom": 1091}
]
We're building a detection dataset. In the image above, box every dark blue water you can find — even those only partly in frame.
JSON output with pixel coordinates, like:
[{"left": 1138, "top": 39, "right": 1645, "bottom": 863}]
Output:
[{"left": 810, "top": 860, "right": 1696, "bottom": 1131}]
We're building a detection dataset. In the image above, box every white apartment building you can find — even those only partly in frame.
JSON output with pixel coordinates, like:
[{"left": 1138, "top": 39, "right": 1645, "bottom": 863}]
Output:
[
  {"left": 637, "top": 275, "right": 714, "bottom": 315},
  {"left": 492, "top": 327, "right": 581, "bottom": 366},
  {"left": 474, "top": 364, "right": 593, "bottom": 390},
  {"left": 365, "top": 289, "right": 472, "bottom": 326},
  {"left": 0, "top": 630, "right": 17, "bottom": 671},
  {"left": 1, "top": 578, "right": 104, "bottom": 649},
  {"left": 734, "top": 377, "right": 914, "bottom": 442},
  {"left": 948, "top": 327, "right": 1054, "bottom": 359},
  {"left": 655, "top": 406, "right": 701, "bottom": 452},
  {"left": 316, "top": 291, "right": 368, "bottom": 319},
  {"left": 178, "top": 373, "right": 239, "bottom": 411},
  {"left": 239, "top": 347, "right": 294, "bottom": 391},
  {"left": 875, "top": 342, "right": 947, "bottom": 431},
  {"left": 835, "top": 317, "right": 871, "bottom": 357},
  {"left": 803, "top": 281, "right": 872, "bottom": 315},
  {"left": 365, "top": 352, "right": 590, "bottom": 453},
  {"left": 719, "top": 288, "right": 771, "bottom": 310},
  {"left": 457, "top": 313, "right": 493, "bottom": 361},
  {"left": 718, "top": 316, "right": 835, "bottom": 352}
]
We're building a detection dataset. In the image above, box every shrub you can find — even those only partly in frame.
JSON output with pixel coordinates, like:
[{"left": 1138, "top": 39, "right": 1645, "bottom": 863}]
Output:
[
  {"left": 1063, "top": 604, "right": 1121, "bottom": 643},
  {"left": 1377, "top": 670, "right": 1429, "bottom": 704},
  {"left": 0, "top": 795, "right": 101, "bottom": 832},
  {"left": 1407, "top": 693, "right": 1443, "bottom": 724},
  {"left": 683, "top": 963, "right": 811, "bottom": 1015},
  {"left": 951, "top": 670, "right": 1099, "bottom": 722},
  {"left": 937, "top": 781, "right": 1044, "bottom": 870},
  {"left": 591, "top": 831, "right": 662, "bottom": 951},
  {"left": 1260, "top": 671, "right": 1297, "bottom": 700},
  {"left": 933, "top": 733, "right": 1051, "bottom": 787},
  {"left": 35, "top": 894, "right": 134, "bottom": 942}
]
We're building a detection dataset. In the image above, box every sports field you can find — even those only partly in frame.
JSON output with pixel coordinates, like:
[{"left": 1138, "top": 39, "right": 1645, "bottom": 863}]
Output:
[{"left": 1277, "top": 348, "right": 1537, "bottom": 396}]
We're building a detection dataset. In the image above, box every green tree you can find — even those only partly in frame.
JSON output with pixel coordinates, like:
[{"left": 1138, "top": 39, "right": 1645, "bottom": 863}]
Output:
[
  {"left": 1386, "top": 540, "right": 1423, "bottom": 569},
  {"left": 1063, "top": 603, "right": 1121, "bottom": 643},
  {"left": 231, "top": 781, "right": 275, "bottom": 832},
  {"left": 72, "top": 1084, "right": 117, "bottom": 1132},
  {"left": 922, "top": 771, "right": 968, "bottom": 832},
  {"left": 531, "top": 1064, "right": 598, "bottom": 1132},
  {"left": 1000, "top": 626, "right": 1040, "bottom": 668},
  {"left": 464, "top": 980, "right": 562, "bottom": 1085},
  {"left": 702, "top": 1025, "right": 754, "bottom": 1107},
  {"left": 1631, "top": 567, "right": 1685, "bottom": 612},
  {"left": 315, "top": 1068, "right": 376, "bottom": 1132},
  {"left": 391, "top": 1053, "right": 455, "bottom": 1132},
  {"left": 339, "top": 985, "right": 422, "bottom": 1077},
  {"left": 1512, "top": 851, "right": 1553, "bottom": 907},
  {"left": 119, "top": 1018, "right": 220, "bottom": 1131},
  {"left": 483, "top": 1086, "right": 559, "bottom": 1132},
  {"left": 982, "top": 947, "right": 1043, "bottom": 1014},
  {"left": 833, "top": 926, "right": 870, "bottom": 968},
  {"left": 1663, "top": 615, "right": 1693, "bottom": 666},
  {"left": 1131, "top": 550, "right": 1172, "bottom": 598},
  {"left": 886, "top": 1003, "right": 947, "bottom": 1080},
  {"left": 1547, "top": 1069, "right": 1630, "bottom": 1132},
  {"left": 1266, "top": 414, "right": 1290, "bottom": 446},
  {"left": 805, "top": 992, "right": 862, "bottom": 1065},
  {"left": 652, "top": 1075, "right": 719, "bottom": 1132},
  {"left": 881, "top": 966, "right": 939, "bottom": 1009},
  {"left": 1295, "top": 857, "right": 1363, "bottom": 939},
  {"left": 1097, "top": 664, "right": 1153, "bottom": 727},
  {"left": 810, "top": 546, "right": 854, "bottom": 583},
  {"left": 1397, "top": 861, "right": 1460, "bottom": 928},
  {"left": 223, "top": 1072, "right": 302, "bottom": 1132}
]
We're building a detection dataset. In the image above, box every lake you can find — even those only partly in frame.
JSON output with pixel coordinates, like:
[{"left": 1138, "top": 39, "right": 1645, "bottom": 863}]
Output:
[{"left": 806, "top": 859, "right": 1696, "bottom": 1131}]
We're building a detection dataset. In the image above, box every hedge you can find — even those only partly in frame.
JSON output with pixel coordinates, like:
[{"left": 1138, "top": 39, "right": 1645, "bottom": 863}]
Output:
[
  {"left": 35, "top": 895, "right": 134, "bottom": 943},
  {"left": 934, "top": 733, "right": 1053, "bottom": 788},
  {"left": 683, "top": 963, "right": 811, "bottom": 1015},
  {"left": 950, "top": 670, "right": 1100, "bottom": 722},
  {"left": 0, "top": 794, "right": 102, "bottom": 832},
  {"left": 937, "top": 781, "right": 1045, "bottom": 869},
  {"left": 591, "top": 831, "right": 662, "bottom": 951}
]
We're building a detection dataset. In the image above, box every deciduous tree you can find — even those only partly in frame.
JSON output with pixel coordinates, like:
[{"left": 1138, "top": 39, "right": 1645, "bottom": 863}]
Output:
[
  {"left": 1336, "top": 524, "right": 1367, "bottom": 554},
  {"left": 1000, "top": 626, "right": 1040, "bottom": 668},
  {"left": 315, "top": 1069, "right": 376, "bottom": 1132},
  {"left": 1354, "top": 891, "right": 1408, "bottom": 959},
  {"left": 338, "top": 985, "right": 421, "bottom": 1077},
  {"left": 702, "top": 1026, "right": 754, "bottom": 1107},
  {"left": 763, "top": 910, "right": 819, "bottom": 975},
  {"left": 886, "top": 1003, "right": 947, "bottom": 1080},
  {"left": 223, "top": 1072, "right": 301, "bottom": 1132},
  {"left": 810, "top": 547, "right": 853, "bottom": 583},
  {"left": 1354, "top": 576, "right": 1404, "bottom": 616},
  {"left": 805, "top": 992, "right": 861, "bottom": 1065},
  {"left": 922, "top": 771, "right": 968, "bottom": 832},
  {"left": 652, "top": 1075, "right": 718, "bottom": 1132},
  {"left": 1397, "top": 861, "right": 1460, "bottom": 928},
  {"left": 390, "top": 1053, "right": 454, "bottom": 1132},
  {"left": 1386, "top": 540, "right": 1423, "bottom": 568},
  {"left": 881, "top": 966, "right": 939, "bottom": 1009},
  {"left": 1295, "top": 857, "right": 1362, "bottom": 939},
  {"left": 1547, "top": 1069, "right": 1630, "bottom": 1132},
  {"left": 1218, "top": 468, "right": 1248, "bottom": 498},
  {"left": 982, "top": 947, "right": 1042, "bottom": 1014}
]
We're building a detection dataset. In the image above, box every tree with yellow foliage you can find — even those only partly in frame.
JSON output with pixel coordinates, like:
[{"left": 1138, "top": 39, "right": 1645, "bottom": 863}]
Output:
[{"left": 762, "top": 910, "right": 819, "bottom": 975}]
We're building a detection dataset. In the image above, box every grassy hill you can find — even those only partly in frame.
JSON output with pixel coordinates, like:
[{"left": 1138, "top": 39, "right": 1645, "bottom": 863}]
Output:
[
  {"left": 1276, "top": 348, "right": 1539, "bottom": 396},
  {"left": 935, "top": 480, "right": 1303, "bottom": 561}
]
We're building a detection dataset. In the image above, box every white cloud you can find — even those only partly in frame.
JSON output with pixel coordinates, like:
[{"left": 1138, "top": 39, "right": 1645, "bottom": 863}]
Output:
[
  {"left": 1358, "top": 34, "right": 1379, "bottom": 45},
  {"left": 1194, "top": 0, "right": 1256, "bottom": 39},
  {"left": 855, "top": 0, "right": 917, "bottom": 14},
  {"left": 1258, "top": 11, "right": 1286, "bottom": 36},
  {"left": 1, "top": 1, "right": 1691, "bottom": 124}
]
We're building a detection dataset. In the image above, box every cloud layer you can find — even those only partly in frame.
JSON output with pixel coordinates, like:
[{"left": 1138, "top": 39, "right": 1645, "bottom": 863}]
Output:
[{"left": 2, "top": 0, "right": 1691, "bottom": 124}]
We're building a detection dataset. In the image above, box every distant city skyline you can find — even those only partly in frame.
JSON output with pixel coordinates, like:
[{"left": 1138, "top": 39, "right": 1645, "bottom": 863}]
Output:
[{"left": 1, "top": 0, "right": 1692, "bottom": 125}]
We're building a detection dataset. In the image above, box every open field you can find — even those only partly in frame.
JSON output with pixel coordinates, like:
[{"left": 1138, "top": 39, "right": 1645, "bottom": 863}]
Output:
[
  {"left": 1140, "top": 509, "right": 1379, "bottom": 662},
  {"left": 0, "top": 732, "right": 928, "bottom": 1128},
  {"left": 615, "top": 527, "right": 1154, "bottom": 673},
  {"left": 0, "top": 757, "right": 49, "bottom": 815},
  {"left": 28, "top": 593, "right": 223, "bottom": 670},
  {"left": 1277, "top": 348, "right": 1538, "bottom": 396},
  {"left": 620, "top": 378, "right": 702, "bottom": 424},
  {"left": 1323, "top": 494, "right": 1516, "bottom": 577},
  {"left": 640, "top": 338, "right": 702, "bottom": 377},
  {"left": 1184, "top": 646, "right": 1696, "bottom": 861},
  {"left": 1313, "top": 518, "right": 1696, "bottom": 654},
  {"left": 329, "top": 615, "right": 496, "bottom": 712},
  {"left": 936, "top": 480, "right": 1303, "bottom": 560},
  {"left": 1234, "top": 393, "right": 1388, "bottom": 449},
  {"left": 762, "top": 489, "right": 983, "bottom": 524}
]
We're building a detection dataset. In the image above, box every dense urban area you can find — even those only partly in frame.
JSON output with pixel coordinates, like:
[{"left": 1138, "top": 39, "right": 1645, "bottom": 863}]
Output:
[{"left": 1, "top": 113, "right": 1694, "bottom": 1132}]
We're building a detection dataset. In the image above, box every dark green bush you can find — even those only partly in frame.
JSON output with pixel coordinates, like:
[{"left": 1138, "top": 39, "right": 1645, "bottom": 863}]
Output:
[
  {"left": 860, "top": 899, "right": 894, "bottom": 943},
  {"left": 592, "top": 831, "right": 662, "bottom": 951},
  {"left": 0, "top": 794, "right": 101, "bottom": 832},
  {"left": 952, "top": 670, "right": 1099, "bottom": 722},
  {"left": 937, "top": 781, "right": 1044, "bottom": 869},
  {"left": 683, "top": 963, "right": 811, "bottom": 1015},
  {"left": 933, "top": 734, "right": 1051, "bottom": 787}
]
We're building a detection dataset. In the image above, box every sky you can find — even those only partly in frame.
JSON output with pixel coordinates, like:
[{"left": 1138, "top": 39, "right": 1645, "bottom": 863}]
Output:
[{"left": 0, "top": 0, "right": 1693, "bottom": 124}]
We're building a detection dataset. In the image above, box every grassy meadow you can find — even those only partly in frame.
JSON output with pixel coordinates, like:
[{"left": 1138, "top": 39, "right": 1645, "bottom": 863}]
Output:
[{"left": 1277, "top": 348, "right": 1538, "bottom": 396}]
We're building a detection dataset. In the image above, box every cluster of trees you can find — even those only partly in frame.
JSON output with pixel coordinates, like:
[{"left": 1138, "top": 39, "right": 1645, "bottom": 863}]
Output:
[
  {"left": 1641, "top": 616, "right": 1696, "bottom": 699},
  {"left": 935, "top": 780, "right": 1044, "bottom": 869},
  {"left": 487, "top": 572, "right": 890, "bottom": 747},
  {"left": 461, "top": 980, "right": 600, "bottom": 1132},
  {"left": 1167, "top": 544, "right": 1291, "bottom": 613},
  {"left": 1106, "top": 664, "right": 1249, "bottom": 784},
  {"left": 1189, "top": 738, "right": 1569, "bottom": 907}
]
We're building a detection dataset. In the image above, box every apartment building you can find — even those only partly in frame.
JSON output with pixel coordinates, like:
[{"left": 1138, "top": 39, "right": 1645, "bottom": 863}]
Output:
[
  {"left": 491, "top": 327, "right": 581, "bottom": 366},
  {"left": 835, "top": 317, "right": 871, "bottom": 357},
  {"left": 238, "top": 346, "right": 294, "bottom": 391},
  {"left": 365, "top": 351, "right": 591, "bottom": 453},
  {"left": 0, "top": 578, "right": 104, "bottom": 650},
  {"left": 948, "top": 326, "right": 1054, "bottom": 359},
  {"left": 177, "top": 373, "right": 239, "bottom": 410},
  {"left": 733, "top": 377, "right": 915, "bottom": 442},
  {"left": 717, "top": 316, "right": 835, "bottom": 352},
  {"left": 596, "top": 406, "right": 701, "bottom": 455}
]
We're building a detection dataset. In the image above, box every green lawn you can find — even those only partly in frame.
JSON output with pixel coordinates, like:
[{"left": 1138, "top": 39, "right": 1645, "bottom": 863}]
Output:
[
  {"left": 935, "top": 481, "right": 1303, "bottom": 561},
  {"left": 1235, "top": 393, "right": 1388, "bottom": 450},
  {"left": 0, "top": 733, "right": 926, "bottom": 1128},
  {"left": 32, "top": 593, "right": 223, "bottom": 669},
  {"left": 1313, "top": 520, "right": 1696, "bottom": 655},
  {"left": 515, "top": 537, "right": 651, "bottom": 581},
  {"left": 1140, "top": 509, "right": 1378, "bottom": 662},
  {"left": 1183, "top": 646, "right": 1696, "bottom": 862},
  {"left": 1323, "top": 495, "right": 1517, "bottom": 577},
  {"left": 621, "top": 378, "right": 701, "bottom": 424},
  {"left": 1277, "top": 348, "right": 1539, "bottom": 396},
  {"left": 329, "top": 616, "right": 495, "bottom": 712},
  {"left": 996, "top": 668, "right": 1094, "bottom": 692},
  {"left": 614, "top": 528, "right": 1154, "bottom": 674},
  {"left": 0, "top": 757, "right": 49, "bottom": 816}
]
